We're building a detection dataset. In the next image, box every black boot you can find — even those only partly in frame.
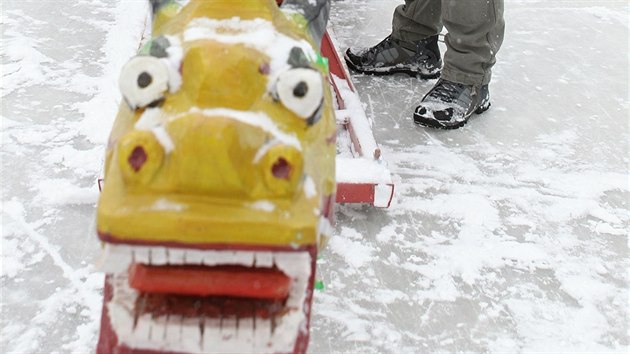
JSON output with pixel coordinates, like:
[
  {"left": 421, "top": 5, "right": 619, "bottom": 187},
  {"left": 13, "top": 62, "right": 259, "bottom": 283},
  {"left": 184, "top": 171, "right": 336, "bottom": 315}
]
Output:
[
  {"left": 413, "top": 79, "right": 491, "bottom": 129},
  {"left": 344, "top": 35, "right": 442, "bottom": 78}
]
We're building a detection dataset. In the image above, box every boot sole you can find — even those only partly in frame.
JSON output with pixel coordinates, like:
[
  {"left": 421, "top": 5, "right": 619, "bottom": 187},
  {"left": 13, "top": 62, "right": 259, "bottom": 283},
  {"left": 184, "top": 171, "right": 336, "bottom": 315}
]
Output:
[
  {"left": 413, "top": 102, "right": 491, "bottom": 130},
  {"left": 344, "top": 55, "right": 441, "bottom": 80}
]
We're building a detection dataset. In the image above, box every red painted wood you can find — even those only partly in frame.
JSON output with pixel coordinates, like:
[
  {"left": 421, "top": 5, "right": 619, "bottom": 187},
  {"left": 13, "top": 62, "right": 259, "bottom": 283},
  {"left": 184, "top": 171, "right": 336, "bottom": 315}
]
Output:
[
  {"left": 336, "top": 183, "right": 375, "bottom": 204},
  {"left": 128, "top": 264, "right": 291, "bottom": 300},
  {"left": 321, "top": 32, "right": 353, "bottom": 90},
  {"left": 96, "top": 245, "right": 318, "bottom": 354}
]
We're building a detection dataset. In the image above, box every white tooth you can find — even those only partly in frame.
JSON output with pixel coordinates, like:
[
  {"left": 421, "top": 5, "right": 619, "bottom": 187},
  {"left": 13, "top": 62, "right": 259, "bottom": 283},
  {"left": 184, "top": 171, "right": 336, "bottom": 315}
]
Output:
[
  {"left": 221, "top": 317, "right": 237, "bottom": 342},
  {"left": 254, "top": 317, "right": 272, "bottom": 350},
  {"left": 150, "top": 247, "right": 168, "bottom": 265},
  {"left": 133, "top": 247, "right": 150, "bottom": 264},
  {"left": 106, "top": 303, "right": 134, "bottom": 343},
  {"left": 202, "top": 250, "right": 221, "bottom": 266},
  {"left": 202, "top": 250, "right": 255, "bottom": 267},
  {"left": 274, "top": 252, "right": 311, "bottom": 279},
  {"left": 180, "top": 317, "right": 203, "bottom": 353},
  {"left": 202, "top": 318, "right": 222, "bottom": 352},
  {"left": 107, "top": 274, "right": 143, "bottom": 349},
  {"left": 232, "top": 251, "right": 255, "bottom": 267},
  {"left": 213, "top": 251, "right": 238, "bottom": 265},
  {"left": 167, "top": 248, "right": 185, "bottom": 265},
  {"left": 105, "top": 282, "right": 135, "bottom": 340},
  {"left": 255, "top": 252, "right": 273, "bottom": 268},
  {"left": 134, "top": 314, "right": 153, "bottom": 341},
  {"left": 185, "top": 249, "right": 205, "bottom": 264},
  {"left": 151, "top": 315, "right": 168, "bottom": 341},
  {"left": 112, "top": 274, "right": 137, "bottom": 307},
  {"left": 271, "top": 310, "right": 304, "bottom": 352},
  {"left": 97, "top": 244, "right": 132, "bottom": 274},
  {"left": 286, "top": 276, "right": 309, "bottom": 309},
  {"left": 165, "top": 315, "right": 182, "bottom": 344},
  {"left": 238, "top": 317, "right": 255, "bottom": 349}
]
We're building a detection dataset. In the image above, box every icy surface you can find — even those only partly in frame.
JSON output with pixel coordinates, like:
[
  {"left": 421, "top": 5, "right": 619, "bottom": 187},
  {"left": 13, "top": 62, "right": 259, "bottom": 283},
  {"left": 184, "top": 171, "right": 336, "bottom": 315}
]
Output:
[{"left": 1, "top": 0, "right": 629, "bottom": 353}]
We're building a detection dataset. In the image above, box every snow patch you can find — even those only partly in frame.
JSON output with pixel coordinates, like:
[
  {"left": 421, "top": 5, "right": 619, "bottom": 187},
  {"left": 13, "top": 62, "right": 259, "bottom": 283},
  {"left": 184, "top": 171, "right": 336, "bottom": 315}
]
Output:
[
  {"left": 184, "top": 107, "right": 302, "bottom": 151},
  {"left": 32, "top": 179, "right": 99, "bottom": 206},
  {"left": 75, "top": 1, "right": 150, "bottom": 144},
  {"left": 248, "top": 200, "right": 276, "bottom": 212},
  {"left": 163, "top": 35, "right": 184, "bottom": 93},
  {"left": 303, "top": 176, "right": 317, "bottom": 198},
  {"left": 151, "top": 126, "right": 175, "bottom": 153},
  {"left": 149, "top": 198, "right": 187, "bottom": 212},
  {"left": 327, "top": 227, "right": 374, "bottom": 269},
  {"left": 135, "top": 107, "right": 167, "bottom": 130}
]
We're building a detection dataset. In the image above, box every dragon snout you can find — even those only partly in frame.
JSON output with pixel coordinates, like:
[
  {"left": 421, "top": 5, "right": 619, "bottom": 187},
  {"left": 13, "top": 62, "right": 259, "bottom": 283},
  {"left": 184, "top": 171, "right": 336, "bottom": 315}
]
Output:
[{"left": 116, "top": 117, "right": 303, "bottom": 199}]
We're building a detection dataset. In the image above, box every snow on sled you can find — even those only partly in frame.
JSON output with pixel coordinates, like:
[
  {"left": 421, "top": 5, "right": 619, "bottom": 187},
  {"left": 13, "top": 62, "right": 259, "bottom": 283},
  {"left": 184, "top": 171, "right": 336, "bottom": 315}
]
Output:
[
  {"left": 95, "top": 1, "right": 335, "bottom": 353},
  {"left": 322, "top": 30, "right": 395, "bottom": 208}
]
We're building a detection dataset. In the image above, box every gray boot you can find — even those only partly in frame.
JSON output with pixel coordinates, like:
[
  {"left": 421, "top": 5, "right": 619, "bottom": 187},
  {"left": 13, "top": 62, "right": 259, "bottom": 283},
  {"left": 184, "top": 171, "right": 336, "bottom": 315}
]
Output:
[
  {"left": 413, "top": 79, "right": 490, "bottom": 129},
  {"left": 344, "top": 35, "right": 442, "bottom": 78}
]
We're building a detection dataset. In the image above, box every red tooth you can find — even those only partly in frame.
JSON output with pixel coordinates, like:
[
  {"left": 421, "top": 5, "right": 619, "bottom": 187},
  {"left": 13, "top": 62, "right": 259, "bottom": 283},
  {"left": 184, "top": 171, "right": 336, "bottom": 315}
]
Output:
[{"left": 128, "top": 264, "right": 291, "bottom": 300}]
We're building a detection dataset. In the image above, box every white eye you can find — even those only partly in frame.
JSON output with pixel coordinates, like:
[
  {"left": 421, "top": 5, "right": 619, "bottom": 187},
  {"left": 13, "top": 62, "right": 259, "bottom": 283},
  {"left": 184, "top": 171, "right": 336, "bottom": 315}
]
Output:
[
  {"left": 119, "top": 56, "right": 170, "bottom": 109},
  {"left": 276, "top": 68, "right": 323, "bottom": 119}
]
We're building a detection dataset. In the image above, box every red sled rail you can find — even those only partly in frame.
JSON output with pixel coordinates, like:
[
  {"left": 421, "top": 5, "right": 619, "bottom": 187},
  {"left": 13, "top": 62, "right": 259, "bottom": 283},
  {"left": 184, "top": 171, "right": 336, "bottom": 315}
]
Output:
[{"left": 321, "top": 29, "right": 395, "bottom": 208}]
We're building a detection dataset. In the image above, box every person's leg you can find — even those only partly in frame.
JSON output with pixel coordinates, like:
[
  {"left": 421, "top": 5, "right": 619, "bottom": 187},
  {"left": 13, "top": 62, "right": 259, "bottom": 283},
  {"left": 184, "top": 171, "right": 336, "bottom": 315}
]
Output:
[
  {"left": 391, "top": 0, "right": 442, "bottom": 43},
  {"left": 413, "top": 0, "right": 505, "bottom": 129},
  {"left": 344, "top": 0, "right": 442, "bottom": 78},
  {"left": 441, "top": 0, "right": 505, "bottom": 86}
]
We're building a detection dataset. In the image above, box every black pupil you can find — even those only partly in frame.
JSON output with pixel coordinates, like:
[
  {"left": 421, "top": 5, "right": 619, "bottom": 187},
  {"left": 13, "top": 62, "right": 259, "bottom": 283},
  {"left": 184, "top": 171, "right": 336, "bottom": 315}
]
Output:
[
  {"left": 293, "top": 81, "right": 308, "bottom": 98},
  {"left": 137, "top": 72, "right": 153, "bottom": 89}
]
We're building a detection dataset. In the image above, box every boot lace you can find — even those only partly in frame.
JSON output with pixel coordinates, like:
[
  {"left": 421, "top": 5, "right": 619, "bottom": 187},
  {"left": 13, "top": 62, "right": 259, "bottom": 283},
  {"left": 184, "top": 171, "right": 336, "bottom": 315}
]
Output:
[
  {"left": 362, "top": 35, "right": 395, "bottom": 61},
  {"left": 429, "top": 80, "right": 465, "bottom": 104}
]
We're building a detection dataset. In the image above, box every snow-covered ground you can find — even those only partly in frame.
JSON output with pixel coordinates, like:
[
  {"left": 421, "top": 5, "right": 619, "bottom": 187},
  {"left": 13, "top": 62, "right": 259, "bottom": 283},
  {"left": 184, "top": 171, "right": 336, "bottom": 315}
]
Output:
[{"left": 1, "top": 0, "right": 628, "bottom": 353}]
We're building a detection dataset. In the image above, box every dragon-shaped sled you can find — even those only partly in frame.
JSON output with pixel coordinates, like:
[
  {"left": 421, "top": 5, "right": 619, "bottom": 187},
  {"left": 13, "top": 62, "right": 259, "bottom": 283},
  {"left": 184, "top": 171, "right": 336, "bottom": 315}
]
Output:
[{"left": 95, "top": 1, "right": 336, "bottom": 353}]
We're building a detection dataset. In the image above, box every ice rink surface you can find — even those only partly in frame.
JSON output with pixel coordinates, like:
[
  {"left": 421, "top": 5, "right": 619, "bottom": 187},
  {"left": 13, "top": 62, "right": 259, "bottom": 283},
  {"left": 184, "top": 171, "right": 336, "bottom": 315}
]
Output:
[{"left": 1, "top": 0, "right": 629, "bottom": 353}]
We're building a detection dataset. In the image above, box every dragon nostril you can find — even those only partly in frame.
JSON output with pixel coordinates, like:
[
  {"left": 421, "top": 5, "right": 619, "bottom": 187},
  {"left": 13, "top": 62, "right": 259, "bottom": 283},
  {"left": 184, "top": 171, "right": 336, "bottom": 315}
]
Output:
[
  {"left": 128, "top": 146, "right": 148, "bottom": 172},
  {"left": 258, "top": 62, "right": 270, "bottom": 75},
  {"left": 271, "top": 157, "right": 291, "bottom": 180}
]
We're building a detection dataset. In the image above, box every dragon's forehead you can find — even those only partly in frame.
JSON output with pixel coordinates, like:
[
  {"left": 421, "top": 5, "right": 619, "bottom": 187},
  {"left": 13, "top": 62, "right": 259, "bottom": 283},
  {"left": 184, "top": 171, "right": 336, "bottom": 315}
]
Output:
[
  {"left": 111, "top": 16, "right": 330, "bottom": 201},
  {"left": 177, "top": 42, "right": 268, "bottom": 110},
  {"left": 119, "top": 17, "right": 325, "bottom": 121}
]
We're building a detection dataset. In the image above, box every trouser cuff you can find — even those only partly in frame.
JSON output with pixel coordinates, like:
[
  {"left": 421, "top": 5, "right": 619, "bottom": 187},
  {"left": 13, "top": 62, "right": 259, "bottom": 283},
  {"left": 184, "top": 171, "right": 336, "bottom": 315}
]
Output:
[
  {"left": 441, "top": 67, "right": 491, "bottom": 86},
  {"left": 393, "top": 31, "right": 436, "bottom": 44}
]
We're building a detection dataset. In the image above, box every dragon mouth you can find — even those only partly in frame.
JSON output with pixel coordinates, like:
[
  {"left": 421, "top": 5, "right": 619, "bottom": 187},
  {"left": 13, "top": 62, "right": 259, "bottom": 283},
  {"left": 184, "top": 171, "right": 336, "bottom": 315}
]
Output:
[{"left": 98, "top": 244, "right": 314, "bottom": 354}]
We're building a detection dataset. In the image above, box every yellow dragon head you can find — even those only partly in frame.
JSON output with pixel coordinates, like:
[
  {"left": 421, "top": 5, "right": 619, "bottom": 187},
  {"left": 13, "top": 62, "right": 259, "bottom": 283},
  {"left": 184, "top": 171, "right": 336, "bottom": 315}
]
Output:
[{"left": 96, "top": 1, "right": 335, "bottom": 353}]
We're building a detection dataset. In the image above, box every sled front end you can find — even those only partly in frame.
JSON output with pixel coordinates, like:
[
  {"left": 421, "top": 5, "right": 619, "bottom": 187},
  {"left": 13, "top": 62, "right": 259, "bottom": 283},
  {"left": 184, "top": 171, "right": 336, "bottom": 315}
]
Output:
[{"left": 321, "top": 31, "right": 395, "bottom": 208}]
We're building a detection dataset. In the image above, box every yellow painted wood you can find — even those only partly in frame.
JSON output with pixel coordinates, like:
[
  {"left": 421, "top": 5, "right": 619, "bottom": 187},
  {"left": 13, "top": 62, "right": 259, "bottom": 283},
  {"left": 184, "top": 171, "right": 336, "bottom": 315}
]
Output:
[{"left": 97, "top": 0, "right": 335, "bottom": 248}]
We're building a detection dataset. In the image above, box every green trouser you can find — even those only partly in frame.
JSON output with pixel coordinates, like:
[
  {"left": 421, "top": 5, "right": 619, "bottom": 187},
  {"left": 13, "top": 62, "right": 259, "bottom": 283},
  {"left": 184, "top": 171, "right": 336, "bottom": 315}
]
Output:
[{"left": 392, "top": 0, "right": 505, "bottom": 86}]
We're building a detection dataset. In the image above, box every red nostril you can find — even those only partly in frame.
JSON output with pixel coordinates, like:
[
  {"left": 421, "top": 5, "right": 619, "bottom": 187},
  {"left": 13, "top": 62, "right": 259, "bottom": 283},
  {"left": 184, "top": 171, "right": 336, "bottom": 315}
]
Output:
[
  {"left": 259, "top": 62, "right": 270, "bottom": 75},
  {"left": 272, "top": 157, "right": 291, "bottom": 180},
  {"left": 128, "top": 146, "right": 147, "bottom": 172}
]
